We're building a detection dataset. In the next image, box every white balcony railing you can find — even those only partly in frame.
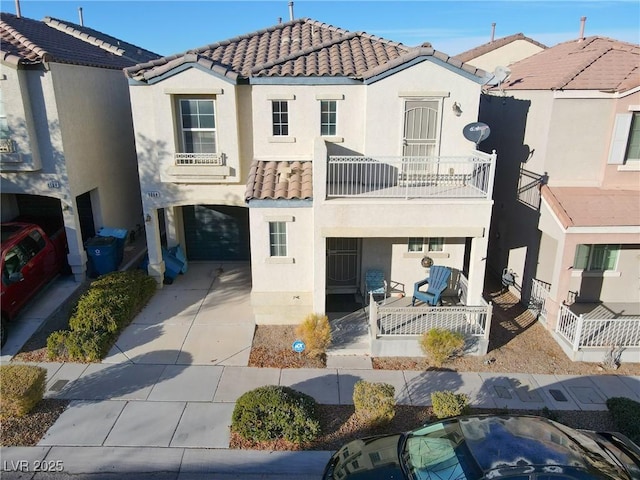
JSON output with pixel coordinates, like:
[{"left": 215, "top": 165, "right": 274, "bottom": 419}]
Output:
[
  {"left": 174, "top": 152, "right": 223, "bottom": 166},
  {"left": 556, "top": 304, "right": 640, "bottom": 351},
  {"left": 327, "top": 153, "right": 495, "bottom": 199},
  {"left": 369, "top": 293, "right": 492, "bottom": 339}
]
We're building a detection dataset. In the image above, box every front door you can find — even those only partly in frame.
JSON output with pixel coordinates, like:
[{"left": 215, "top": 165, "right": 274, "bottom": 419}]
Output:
[
  {"left": 402, "top": 100, "right": 440, "bottom": 183},
  {"left": 326, "top": 238, "right": 360, "bottom": 294}
]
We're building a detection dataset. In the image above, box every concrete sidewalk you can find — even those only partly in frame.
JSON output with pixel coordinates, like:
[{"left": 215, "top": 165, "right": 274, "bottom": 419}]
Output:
[{"left": 2, "top": 362, "right": 639, "bottom": 478}]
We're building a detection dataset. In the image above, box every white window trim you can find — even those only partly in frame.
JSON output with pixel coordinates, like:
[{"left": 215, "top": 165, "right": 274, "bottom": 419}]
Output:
[
  {"left": 320, "top": 99, "right": 338, "bottom": 137},
  {"left": 265, "top": 217, "right": 294, "bottom": 263},
  {"left": 178, "top": 98, "right": 217, "bottom": 154}
]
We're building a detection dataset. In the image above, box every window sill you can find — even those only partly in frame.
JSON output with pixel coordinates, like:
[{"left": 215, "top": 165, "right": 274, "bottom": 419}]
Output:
[
  {"left": 266, "top": 257, "right": 295, "bottom": 264},
  {"left": 321, "top": 136, "right": 343, "bottom": 143},
  {"left": 571, "top": 270, "right": 621, "bottom": 278},
  {"left": 403, "top": 252, "right": 449, "bottom": 259},
  {"left": 268, "top": 136, "right": 296, "bottom": 143},
  {"left": 617, "top": 163, "right": 640, "bottom": 171}
]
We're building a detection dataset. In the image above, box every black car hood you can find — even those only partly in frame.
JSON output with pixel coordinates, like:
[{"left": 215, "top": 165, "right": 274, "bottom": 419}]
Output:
[{"left": 327, "top": 434, "right": 405, "bottom": 479}]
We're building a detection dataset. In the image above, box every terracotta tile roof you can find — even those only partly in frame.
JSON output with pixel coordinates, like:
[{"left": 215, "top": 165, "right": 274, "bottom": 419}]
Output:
[
  {"left": 0, "top": 12, "right": 159, "bottom": 69},
  {"left": 125, "top": 18, "right": 487, "bottom": 83},
  {"left": 245, "top": 160, "right": 313, "bottom": 200},
  {"left": 455, "top": 33, "right": 547, "bottom": 63},
  {"left": 499, "top": 36, "right": 640, "bottom": 92},
  {"left": 541, "top": 185, "right": 640, "bottom": 228}
]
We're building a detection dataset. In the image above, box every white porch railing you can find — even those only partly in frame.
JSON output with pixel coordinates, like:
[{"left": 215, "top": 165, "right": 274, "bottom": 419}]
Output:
[
  {"left": 327, "top": 153, "right": 495, "bottom": 199},
  {"left": 174, "top": 152, "right": 223, "bottom": 165},
  {"left": 556, "top": 304, "right": 640, "bottom": 351},
  {"left": 369, "top": 292, "right": 492, "bottom": 340},
  {"left": 529, "top": 278, "right": 551, "bottom": 322}
]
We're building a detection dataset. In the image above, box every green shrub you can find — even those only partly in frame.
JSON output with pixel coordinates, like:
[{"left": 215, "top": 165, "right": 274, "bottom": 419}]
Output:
[
  {"left": 419, "top": 328, "right": 465, "bottom": 366},
  {"left": 295, "top": 313, "right": 332, "bottom": 359},
  {"left": 231, "top": 385, "right": 320, "bottom": 444},
  {"left": 606, "top": 397, "right": 640, "bottom": 444},
  {"left": 47, "top": 270, "right": 156, "bottom": 362},
  {"left": 352, "top": 380, "right": 396, "bottom": 426},
  {"left": 0, "top": 365, "right": 46, "bottom": 418},
  {"left": 431, "top": 390, "right": 470, "bottom": 419}
]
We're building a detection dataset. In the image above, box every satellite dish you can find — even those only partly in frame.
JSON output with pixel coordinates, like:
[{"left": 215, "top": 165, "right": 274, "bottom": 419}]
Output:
[
  {"left": 463, "top": 122, "right": 491, "bottom": 145},
  {"left": 484, "top": 65, "right": 511, "bottom": 87},
  {"left": 493, "top": 65, "right": 511, "bottom": 84}
]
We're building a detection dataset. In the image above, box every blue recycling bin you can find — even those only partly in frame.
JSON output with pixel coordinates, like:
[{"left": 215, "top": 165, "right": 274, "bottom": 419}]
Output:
[
  {"left": 162, "top": 247, "right": 185, "bottom": 284},
  {"left": 85, "top": 236, "right": 119, "bottom": 277},
  {"left": 97, "top": 227, "right": 128, "bottom": 265}
]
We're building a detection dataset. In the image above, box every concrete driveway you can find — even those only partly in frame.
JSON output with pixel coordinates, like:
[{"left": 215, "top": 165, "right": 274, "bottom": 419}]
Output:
[{"left": 104, "top": 262, "right": 255, "bottom": 366}]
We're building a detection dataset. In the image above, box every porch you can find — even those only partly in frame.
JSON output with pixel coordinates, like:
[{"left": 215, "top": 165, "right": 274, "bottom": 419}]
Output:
[
  {"left": 328, "top": 275, "right": 492, "bottom": 358},
  {"left": 326, "top": 152, "right": 495, "bottom": 200},
  {"left": 529, "top": 279, "right": 640, "bottom": 362}
]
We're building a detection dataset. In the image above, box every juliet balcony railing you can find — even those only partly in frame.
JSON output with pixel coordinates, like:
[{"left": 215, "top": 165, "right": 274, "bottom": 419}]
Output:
[
  {"left": 174, "top": 152, "right": 224, "bottom": 166},
  {"left": 327, "top": 151, "right": 496, "bottom": 200}
]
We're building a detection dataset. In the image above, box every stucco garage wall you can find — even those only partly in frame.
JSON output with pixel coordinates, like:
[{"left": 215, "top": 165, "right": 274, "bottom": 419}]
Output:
[{"left": 249, "top": 205, "right": 314, "bottom": 323}]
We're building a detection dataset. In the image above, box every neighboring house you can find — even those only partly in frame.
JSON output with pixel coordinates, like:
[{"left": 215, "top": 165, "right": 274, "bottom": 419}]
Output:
[
  {"left": 125, "top": 18, "right": 498, "bottom": 355},
  {"left": 480, "top": 36, "right": 640, "bottom": 362},
  {"left": 455, "top": 33, "right": 546, "bottom": 72},
  {"left": 0, "top": 13, "right": 159, "bottom": 280}
]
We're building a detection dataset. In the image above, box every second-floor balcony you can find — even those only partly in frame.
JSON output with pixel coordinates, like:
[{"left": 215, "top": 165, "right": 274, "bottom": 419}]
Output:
[
  {"left": 165, "top": 152, "right": 232, "bottom": 183},
  {"left": 326, "top": 151, "right": 496, "bottom": 200}
]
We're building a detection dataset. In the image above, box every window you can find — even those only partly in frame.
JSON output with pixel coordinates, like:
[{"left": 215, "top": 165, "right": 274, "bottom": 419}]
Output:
[
  {"left": 269, "top": 222, "right": 287, "bottom": 257},
  {"left": 408, "top": 237, "right": 444, "bottom": 252},
  {"left": 320, "top": 100, "right": 337, "bottom": 136},
  {"left": 272, "top": 101, "right": 289, "bottom": 136},
  {"left": 408, "top": 237, "right": 424, "bottom": 252},
  {"left": 626, "top": 112, "right": 640, "bottom": 162},
  {"left": 428, "top": 237, "right": 444, "bottom": 252},
  {"left": 574, "top": 244, "right": 619, "bottom": 271},
  {"left": 179, "top": 99, "right": 216, "bottom": 153}
]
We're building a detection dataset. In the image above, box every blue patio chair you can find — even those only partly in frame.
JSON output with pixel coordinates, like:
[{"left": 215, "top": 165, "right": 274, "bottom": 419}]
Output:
[
  {"left": 412, "top": 266, "right": 451, "bottom": 306},
  {"left": 365, "top": 269, "right": 387, "bottom": 304}
]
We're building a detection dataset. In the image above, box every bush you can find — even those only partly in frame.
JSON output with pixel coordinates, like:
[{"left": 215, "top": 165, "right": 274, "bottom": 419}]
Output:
[
  {"left": 231, "top": 385, "right": 321, "bottom": 444},
  {"left": 0, "top": 365, "right": 46, "bottom": 418},
  {"left": 606, "top": 397, "right": 640, "bottom": 444},
  {"left": 353, "top": 380, "right": 396, "bottom": 426},
  {"left": 295, "top": 313, "right": 332, "bottom": 359},
  {"left": 419, "top": 328, "right": 465, "bottom": 366},
  {"left": 47, "top": 270, "right": 156, "bottom": 362},
  {"left": 431, "top": 390, "right": 470, "bottom": 419}
]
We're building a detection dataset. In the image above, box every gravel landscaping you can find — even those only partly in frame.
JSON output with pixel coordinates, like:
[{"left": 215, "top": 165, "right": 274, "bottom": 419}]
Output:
[{"left": 3, "top": 278, "right": 638, "bottom": 448}]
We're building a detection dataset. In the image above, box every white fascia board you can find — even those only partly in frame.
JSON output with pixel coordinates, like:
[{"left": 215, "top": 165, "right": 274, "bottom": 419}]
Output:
[{"left": 553, "top": 85, "right": 640, "bottom": 99}]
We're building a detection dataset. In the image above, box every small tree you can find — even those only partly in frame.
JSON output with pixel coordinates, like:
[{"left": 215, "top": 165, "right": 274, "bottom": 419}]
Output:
[
  {"left": 295, "top": 313, "right": 332, "bottom": 358},
  {"left": 419, "top": 328, "right": 465, "bottom": 366}
]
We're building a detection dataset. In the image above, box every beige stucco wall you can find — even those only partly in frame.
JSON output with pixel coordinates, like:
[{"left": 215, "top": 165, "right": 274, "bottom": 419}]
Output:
[
  {"left": 466, "top": 40, "right": 544, "bottom": 72},
  {"left": 51, "top": 63, "right": 143, "bottom": 232},
  {"left": 360, "top": 237, "right": 466, "bottom": 298},
  {"left": 365, "top": 59, "right": 483, "bottom": 157},
  {"left": 249, "top": 205, "right": 315, "bottom": 323},
  {"left": 251, "top": 84, "right": 365, "bottom": 158}
]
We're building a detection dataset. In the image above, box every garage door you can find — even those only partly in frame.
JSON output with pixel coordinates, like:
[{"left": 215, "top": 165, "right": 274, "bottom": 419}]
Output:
[{"left": 183, "top": 205, "right": 250, "bottom": 261}]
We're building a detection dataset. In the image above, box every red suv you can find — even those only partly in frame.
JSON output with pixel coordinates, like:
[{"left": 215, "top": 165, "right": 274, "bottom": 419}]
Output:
[{"left": 1, "top": 222, "right": 67, "bottom": 346}]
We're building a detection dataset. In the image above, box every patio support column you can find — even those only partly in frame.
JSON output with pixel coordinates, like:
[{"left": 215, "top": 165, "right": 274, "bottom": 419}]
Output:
[
  {"left": 62, "top": 200, "right": 87, "bottom": 282},
  {"left": 313, "top": 234, "right": 326, "bottom": 315},
  {"left": 312, "top": 137, "right": 329, "bottom": 315},
  {"left": 466, "top": 234, "right": 488, "bottom": 304},
  {"left": 144, "top": 208, "right": 165, "bottom": 288},
  {"left": 164, "top": 206, "right": 179, "bottom": 249}
]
